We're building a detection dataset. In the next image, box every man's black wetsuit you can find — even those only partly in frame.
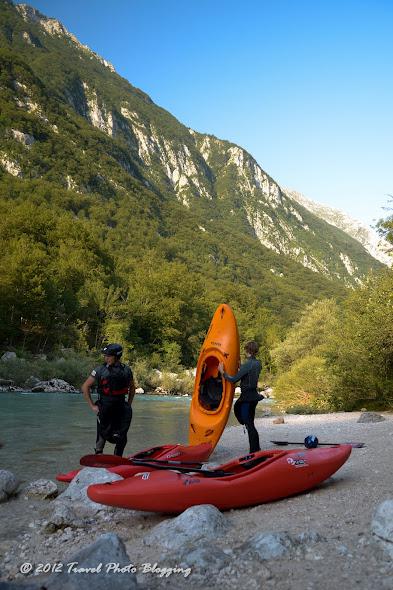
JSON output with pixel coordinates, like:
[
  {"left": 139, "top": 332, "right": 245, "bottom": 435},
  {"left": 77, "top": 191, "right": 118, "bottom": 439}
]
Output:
[{"left": 91, "top": 362, "right": 133, "bottom": 456}]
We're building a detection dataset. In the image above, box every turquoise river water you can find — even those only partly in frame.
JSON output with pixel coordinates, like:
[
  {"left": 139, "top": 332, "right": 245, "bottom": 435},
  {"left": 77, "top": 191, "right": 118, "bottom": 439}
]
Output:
[{"left": 0, "top": 392, "right": 271, "bottom": 484}]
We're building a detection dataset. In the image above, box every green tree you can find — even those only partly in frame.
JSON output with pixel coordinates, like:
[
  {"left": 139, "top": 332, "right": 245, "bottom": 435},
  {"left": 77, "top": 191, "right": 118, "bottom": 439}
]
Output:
[
  {"left": 271, "top": 299, "right": 340, "bottom": 374},
  {"left": 274, "top": 355, "right": 337, "bottom": 412},
  {"left": 329, "top": 271, "right": 393, "bottom": 409}
]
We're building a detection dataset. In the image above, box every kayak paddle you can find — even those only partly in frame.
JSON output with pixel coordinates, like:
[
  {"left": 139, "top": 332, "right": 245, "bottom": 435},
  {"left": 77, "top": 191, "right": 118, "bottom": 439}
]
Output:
[
  {"left": 271, "top": 439, "right": 365, "bottom": 449},
  {"left": 130, "top": 459, "right": 232, "bottom": 478},
  {"left": 80, "top": 454, "right": 132, "bottom": 467},
  {"left": 80, "top": 454, "right": 205, "bottom": 469}
]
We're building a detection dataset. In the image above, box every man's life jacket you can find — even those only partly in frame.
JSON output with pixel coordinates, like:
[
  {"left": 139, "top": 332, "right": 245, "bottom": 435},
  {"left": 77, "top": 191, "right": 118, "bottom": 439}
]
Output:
[{"left": 94, "top": 363, "right": 132, "bottom": 397}]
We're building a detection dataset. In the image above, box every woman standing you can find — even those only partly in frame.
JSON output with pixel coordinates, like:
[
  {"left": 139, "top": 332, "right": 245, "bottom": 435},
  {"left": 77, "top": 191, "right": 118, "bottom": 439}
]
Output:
[{"left": 218, "top": 340, "right": 262, "bottom": 453}]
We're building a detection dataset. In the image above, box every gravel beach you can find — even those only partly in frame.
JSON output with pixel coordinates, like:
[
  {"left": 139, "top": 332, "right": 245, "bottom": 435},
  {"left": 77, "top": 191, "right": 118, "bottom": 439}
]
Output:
[{"left": 1, "top": 411, "right": 392, "bottom": 590}]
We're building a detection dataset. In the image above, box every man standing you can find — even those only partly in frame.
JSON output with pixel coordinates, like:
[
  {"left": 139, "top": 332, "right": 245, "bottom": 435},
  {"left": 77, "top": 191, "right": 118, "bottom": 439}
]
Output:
[{"left": 82, "top": 343, "right": 135, "bottom": 456}]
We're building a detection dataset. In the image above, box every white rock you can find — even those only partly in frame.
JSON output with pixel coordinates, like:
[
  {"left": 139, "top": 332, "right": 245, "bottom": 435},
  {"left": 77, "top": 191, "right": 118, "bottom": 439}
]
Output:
[
  {"left": 31, "top": 379, "right": 78, "bottom": 393},
  {"left": 11, "top": 128, "right": 35, "bottom": 146},
  {"left": 55, "top": 467, "right": 122, "bottom": 517},
  {"left": 25, "top": 479, "right": 58, "bottom": 499},
  {"left": 135, "top": 387, "right": 145, "bottom": 394},
  {"left": 372, "top": 499, "right": 393, "bottom": 543},
  {"left": 1, "top": 351, "right": 17, "bottom": 362},
  {"left": 143, "top": 504, "right": 229, "bottom": 550},
  {"left": 0, "top": 154, "right": 23, "bottom": 177}
]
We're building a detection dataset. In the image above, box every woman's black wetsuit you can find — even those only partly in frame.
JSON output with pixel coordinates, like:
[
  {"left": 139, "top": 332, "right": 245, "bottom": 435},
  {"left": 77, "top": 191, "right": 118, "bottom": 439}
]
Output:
[{"left": 223, "top": 357, "right": 262, "bottom": 453}]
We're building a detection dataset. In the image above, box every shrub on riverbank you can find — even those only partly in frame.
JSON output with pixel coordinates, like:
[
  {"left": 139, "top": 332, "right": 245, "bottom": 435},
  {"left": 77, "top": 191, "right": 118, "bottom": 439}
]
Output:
[{"left": 159, "top": 370, "right": 194, "bottom": 395}]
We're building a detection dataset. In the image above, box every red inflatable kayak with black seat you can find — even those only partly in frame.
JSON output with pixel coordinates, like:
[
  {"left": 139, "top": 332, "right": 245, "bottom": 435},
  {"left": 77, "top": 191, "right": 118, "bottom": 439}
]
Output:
[
  {"left": 56, "top": 442, "right": 212, "bottom": 483},
  {"left": 87, "top": 444, "right": 352, "bottom": 513}
]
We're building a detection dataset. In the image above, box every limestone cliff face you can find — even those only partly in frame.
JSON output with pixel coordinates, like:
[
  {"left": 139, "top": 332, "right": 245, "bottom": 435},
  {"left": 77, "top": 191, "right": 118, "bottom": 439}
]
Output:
[
  {"left": 15, "top": 4, "right": 116, "bottom": 71},
  {"left": 0, "top": 0, "right": 388, "bottom": 288},
  {"left": 284, "top": 189, "right": 392, "bottom": 267}
]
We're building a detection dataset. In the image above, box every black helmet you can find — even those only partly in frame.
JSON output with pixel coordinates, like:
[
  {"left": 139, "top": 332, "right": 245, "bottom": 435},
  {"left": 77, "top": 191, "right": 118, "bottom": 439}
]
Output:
[
  {"left": 304, "top": 435, "right": 319, "bottom": 449},
  {"left": 101, "top": 343, "right": 123, "bottom": 358}
]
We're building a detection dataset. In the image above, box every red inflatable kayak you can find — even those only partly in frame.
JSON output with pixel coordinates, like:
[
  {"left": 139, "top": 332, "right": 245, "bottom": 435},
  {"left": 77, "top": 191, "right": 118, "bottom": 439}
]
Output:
[
  {"left": 87, "top": 444, "right": 352, "bottom": 513},
  {"left": 56, "top": 442, "right": 212, "bottom": 483}
]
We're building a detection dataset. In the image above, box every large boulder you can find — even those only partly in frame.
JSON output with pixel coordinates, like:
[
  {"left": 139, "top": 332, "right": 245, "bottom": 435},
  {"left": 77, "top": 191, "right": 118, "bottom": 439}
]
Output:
[
  {"left": 357, "top": 411, "right": 386, "bottom": 423},
  {"left": 54, "top": 467, "right": 123, "bottom": 517},
  {"left": 23, "top": 376, "right": 41, "bottom": 389},
  {"left": 44, "top": 533, "right": 138, "bottom": 590},
  {"left": 31, "top": 379, "right": 78, "bottom": 393},
  {"left": 143, "top": 504, "right": 230, "bottom": 551},
  {"left": 0, "top": 470, "right": 19, "bottom": 502}
]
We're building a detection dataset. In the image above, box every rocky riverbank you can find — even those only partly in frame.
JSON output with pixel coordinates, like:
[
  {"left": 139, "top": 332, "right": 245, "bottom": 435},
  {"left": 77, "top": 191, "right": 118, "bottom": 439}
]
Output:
[
  {"left": 0, "top": 349, "right": 197, "bottom": 396},
  {"left": 0, "top": 411, "right": 392, "bottom": 589}
]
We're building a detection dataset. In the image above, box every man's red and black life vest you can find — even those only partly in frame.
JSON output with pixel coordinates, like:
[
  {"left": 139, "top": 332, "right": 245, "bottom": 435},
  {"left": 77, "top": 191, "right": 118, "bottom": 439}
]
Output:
[{"left": 94, "top": 363, "right": 133, "bottom": 398}]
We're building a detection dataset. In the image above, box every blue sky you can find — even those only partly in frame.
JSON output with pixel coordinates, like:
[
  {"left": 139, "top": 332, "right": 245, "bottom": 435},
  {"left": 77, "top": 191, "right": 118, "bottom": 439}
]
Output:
[{"left": 18, "top": 0, "right": 393, "bottom": 227}]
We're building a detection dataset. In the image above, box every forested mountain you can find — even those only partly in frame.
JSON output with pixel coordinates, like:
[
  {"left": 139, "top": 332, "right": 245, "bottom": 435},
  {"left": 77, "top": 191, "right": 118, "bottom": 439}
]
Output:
[{"left": 0, "top": 0, "right": 386, "bottom": 364}]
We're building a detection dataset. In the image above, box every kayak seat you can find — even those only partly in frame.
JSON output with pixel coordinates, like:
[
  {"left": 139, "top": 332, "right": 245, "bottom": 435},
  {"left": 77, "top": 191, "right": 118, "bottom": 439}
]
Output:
[
  {"left": 199, "top": 376, "right": 223, "bottom": 411},
  {"left": 133, "top": 446, "right": 162, "bottom": 459},
  {"left": 241, "top": 455, "right": 271, "bottom": 470}
]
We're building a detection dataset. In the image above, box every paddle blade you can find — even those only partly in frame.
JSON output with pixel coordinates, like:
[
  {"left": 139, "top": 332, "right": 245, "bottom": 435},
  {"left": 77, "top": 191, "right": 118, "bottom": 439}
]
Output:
[{"left": 80, "top": 454, "right": 131, "bottom": 467}]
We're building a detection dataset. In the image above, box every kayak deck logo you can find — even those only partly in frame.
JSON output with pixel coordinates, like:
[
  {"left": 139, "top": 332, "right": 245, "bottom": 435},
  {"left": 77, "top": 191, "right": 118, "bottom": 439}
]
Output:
[{"left": 287, "top": 454, "right": 308, "bottom": 468}]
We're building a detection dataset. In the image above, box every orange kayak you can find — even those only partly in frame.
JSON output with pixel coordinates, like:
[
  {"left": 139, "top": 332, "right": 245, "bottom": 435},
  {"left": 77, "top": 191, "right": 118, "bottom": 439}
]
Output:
[
  {"left": 87, "top": 445, "right": 352, "bottom": 513},
  {"left": 189, "top": 303, "right": 240, "bottom": 450},
  {"left": 56, "top": 442, "right": 212, "bottom": 483}
]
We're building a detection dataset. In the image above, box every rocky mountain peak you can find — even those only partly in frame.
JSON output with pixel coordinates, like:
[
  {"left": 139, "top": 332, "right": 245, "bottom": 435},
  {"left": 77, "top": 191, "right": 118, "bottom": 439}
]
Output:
[
  {"left": 284, "top": 189, "right": 392, "bottom": 267},
  {"left": 15, "top": 3, "right": 116, "bottom": 72}
]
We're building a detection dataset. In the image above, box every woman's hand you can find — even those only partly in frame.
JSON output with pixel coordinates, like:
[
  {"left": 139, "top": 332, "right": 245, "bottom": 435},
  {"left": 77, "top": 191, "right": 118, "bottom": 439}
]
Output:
[{"left": 218, "top": 362, "right": 224, "bottom": 375}]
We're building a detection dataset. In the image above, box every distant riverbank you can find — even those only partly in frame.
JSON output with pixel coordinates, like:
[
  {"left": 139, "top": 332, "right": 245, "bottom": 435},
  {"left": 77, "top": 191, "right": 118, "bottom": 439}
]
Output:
[
  {"left": 0, "top": 352, "right": 196, "bottom": 396},
  {"left": 0, "top": 352, "right": 274, "bottom": 398}
]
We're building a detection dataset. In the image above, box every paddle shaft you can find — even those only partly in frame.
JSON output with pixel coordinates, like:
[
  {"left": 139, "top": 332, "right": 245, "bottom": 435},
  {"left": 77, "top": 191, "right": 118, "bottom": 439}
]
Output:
[
  {"left": 270, "top": 440, "right": 365, "bottom": 448},
  {"left": 131, "top": 459, "right": 232, "bottom": 477},
  {"left": 80, "top": 454, "right": 205, "bottom": 469}
]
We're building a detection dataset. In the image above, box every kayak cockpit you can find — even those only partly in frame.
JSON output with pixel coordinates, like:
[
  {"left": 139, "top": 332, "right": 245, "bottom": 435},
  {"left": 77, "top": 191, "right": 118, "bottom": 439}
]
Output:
[{"left": 198, "top": 356, "right": 224, "bottom": 411}]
